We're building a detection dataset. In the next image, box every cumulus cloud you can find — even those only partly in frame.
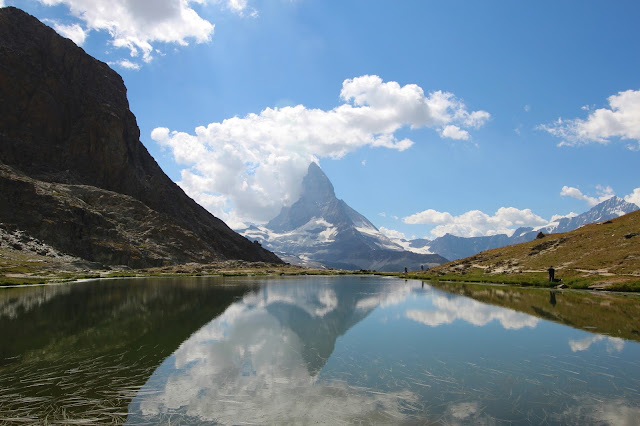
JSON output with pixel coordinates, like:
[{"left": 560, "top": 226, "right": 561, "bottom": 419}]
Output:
[
  {"left": 541, "top": 89, "right": 640, "bottom": 150},
  {"left": 49, "top": 21, "right": 87, "bottom": 45},
  {"left": 379, "top": 226, "right": 407, "bottom": 240},
  {"left": 37, "top": 0, "right": 216, "bottom": 62},
  {"left": 550, "top": 212, "right": 578, "bottom": 222},
  {"left": 440, "top": 125, "right": 469, "bottom": 140},
  {"left": 560, "top": 185, "right": 614, "bottom": 206},
  {"left": 624, "top": 188, "right": 640, "bottom": 207},
  {"left": 403, "top": 207, "right": 548, "bottom": 238},
  {"left": 153, "top": 75, "right": 489, "bottom": 225},
  {"left": 111, "top": 59, "right": 142, "bottom": 70}
]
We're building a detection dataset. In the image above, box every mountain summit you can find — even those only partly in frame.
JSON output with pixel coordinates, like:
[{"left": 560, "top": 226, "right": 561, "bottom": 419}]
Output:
[
  {"left": 267, "top": 162, "right": 377, "bottom": 234},
  {"left": 0, "top": 7, "right": 281, "bottom": 267},
  {"left": 243, "top": 163, "right": 447, "bottom": 271}
]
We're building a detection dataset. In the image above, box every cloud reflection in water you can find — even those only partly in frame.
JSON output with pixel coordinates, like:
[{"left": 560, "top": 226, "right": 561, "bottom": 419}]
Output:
[
  {"left": 129, "top": 278, "right": 419, "bottom": 424},
  {"left": 126, "top": 278, "right": 640, "bottom": 425},
  {"left": 406, "top": 292, "right": 539, "bottom": 330}
]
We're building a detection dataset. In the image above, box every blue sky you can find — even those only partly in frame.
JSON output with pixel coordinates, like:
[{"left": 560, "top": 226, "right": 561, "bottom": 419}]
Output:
[{"left": 8, "top": 0, "right": 640, "bottom": 240}]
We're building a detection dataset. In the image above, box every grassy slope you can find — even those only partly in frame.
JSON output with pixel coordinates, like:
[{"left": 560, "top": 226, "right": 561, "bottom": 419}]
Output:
[{"left": 408, "top": 210, "right": 640, "bottom": 291}]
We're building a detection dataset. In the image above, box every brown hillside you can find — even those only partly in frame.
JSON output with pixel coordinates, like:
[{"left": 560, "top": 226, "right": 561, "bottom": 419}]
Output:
[{"left": 427, "top": 210, "right": 640, "bottom": 289}]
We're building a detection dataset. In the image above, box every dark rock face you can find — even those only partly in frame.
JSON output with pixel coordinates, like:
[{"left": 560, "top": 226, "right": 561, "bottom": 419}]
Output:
[{"left": 0, "top": 7, "right": 281, "bottom": 266}]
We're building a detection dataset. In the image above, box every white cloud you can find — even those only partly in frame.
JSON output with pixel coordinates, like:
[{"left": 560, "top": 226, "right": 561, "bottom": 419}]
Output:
[
  {"left": 524, "top": 104, "right": 531, "bottom": 112},
  {"left": 111, "top": 59, "right": 141, "bottom": 70},
  {"left": 541, "top": 89, "right": 640, "bottom": 150},
  {"left": 624, "top": 188, "right": 640, "bottom": 207},
  {"left": 403, "top": 209, "right": 453, "bottom": 225},
  {"left": 50, "top": 21, "right": 87, "bottom": 45},
  {"left": 153, "top": 75, "right": 489, "bottom": 223},
  {"left": 550, "top": 212, "right": 578, "bottom": 222},
  {"left": 560, "top": 185, "right": 614, "bottom": 206},
  {"left": 220, "top": 0, "right": 257, "bottom": 16},
  {"left": 379, "top": 226, "right": 406, "bottom": 240},
  {"left": 440, "top": 125, "right": 469, "bottom": 140},
  {"left": 403, "top": 207, "right": 547, "bottom": 238},
  {"left": 37, "top": 0, "right": 215, "bottom": 62}
]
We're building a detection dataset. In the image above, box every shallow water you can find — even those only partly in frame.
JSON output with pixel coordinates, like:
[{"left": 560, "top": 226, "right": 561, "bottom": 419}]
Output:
[{"left": 1, "top": 276, "right": 639, "bottom": 424}]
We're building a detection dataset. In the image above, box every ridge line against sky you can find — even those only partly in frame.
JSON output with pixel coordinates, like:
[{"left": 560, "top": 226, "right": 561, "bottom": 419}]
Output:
[{"left": 9, "top": 0, "right": 640, "bottom": 239}]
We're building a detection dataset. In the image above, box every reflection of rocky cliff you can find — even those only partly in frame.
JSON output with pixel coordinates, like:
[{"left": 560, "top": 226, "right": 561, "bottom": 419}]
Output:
[
  {"left": 0, "top": 7, "right": 281, "bottom": 267},
  {"left": 0, "top": 277, "right": 250, "bottom": 422}
]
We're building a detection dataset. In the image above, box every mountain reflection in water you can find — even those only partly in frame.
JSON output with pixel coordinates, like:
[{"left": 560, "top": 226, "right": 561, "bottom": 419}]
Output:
[
  {"left": 2, "top": 276, "right": 639, "bottom": 424},
  {"left": 126, "top": 277, "right": 640, "bottom": 425}
]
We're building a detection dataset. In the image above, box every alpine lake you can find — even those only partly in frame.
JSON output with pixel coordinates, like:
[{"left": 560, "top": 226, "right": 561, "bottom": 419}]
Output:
[{"left": 1, "top": 275, "right": 639, "bottom": 425}]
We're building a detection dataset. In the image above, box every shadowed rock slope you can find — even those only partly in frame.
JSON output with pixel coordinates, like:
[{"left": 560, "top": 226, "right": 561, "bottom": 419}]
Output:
[{"left": 0, "top": 7, "right": 281, "bottom": 267}]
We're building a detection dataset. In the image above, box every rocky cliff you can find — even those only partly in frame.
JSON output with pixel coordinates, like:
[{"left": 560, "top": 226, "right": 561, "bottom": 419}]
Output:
[{"left": 0, "top": 7, "right": 281, "bottom": 267}]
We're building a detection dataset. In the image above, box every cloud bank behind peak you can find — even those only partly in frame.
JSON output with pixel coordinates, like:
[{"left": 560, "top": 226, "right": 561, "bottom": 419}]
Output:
[{"left": 152, "top": 75, "right": 490, "bottom": 227}]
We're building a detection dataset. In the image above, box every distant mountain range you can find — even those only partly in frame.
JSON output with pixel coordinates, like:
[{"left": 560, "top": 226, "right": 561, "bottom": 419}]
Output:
[
  {"left": 240, "top": 163, "right": 447, "bottom": 271},
  {"left": 394, "top": 196, "right": 639, "bottom": 261},
  {"left": 0, "top": 7, "right": 281, "bottom": 268}
]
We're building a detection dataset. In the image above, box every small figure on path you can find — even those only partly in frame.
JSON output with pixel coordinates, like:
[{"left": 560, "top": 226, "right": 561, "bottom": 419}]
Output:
[
  {"left": 404, "top": 267, "right": 408, "bottom": 274},
  {"left": 421, "top": 265, "right": 424, "bottom": 271},
  {"left": 548, "top": 266, "right": 555, "bottom": 282}
]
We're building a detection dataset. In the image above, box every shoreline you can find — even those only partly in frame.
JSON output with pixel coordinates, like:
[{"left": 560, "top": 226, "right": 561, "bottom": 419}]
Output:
[{"left": 3, "top": 262, "right": 639, "bottom": 293}]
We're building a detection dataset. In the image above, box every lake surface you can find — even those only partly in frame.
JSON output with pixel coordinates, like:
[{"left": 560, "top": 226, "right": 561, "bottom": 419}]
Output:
[{"left": 1, "top": 276, "right": 639, "bottom": 424}]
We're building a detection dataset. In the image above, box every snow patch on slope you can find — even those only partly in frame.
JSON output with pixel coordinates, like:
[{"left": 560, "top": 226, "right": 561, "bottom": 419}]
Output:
[
  {"left": 354, "top": 226, "right": 404, "bottom": 251},
  {"left": 394, "top": 239, "right": 434, "bottom": 255}
]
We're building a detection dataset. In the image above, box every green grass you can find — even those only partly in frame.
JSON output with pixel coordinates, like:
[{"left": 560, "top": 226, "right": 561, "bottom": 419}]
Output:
[
  {"left": 0, "top": 276, "right": 47, "bottom": 286},
  {"left": 378, "top": 270, "right": 637, "bottom": 291}
]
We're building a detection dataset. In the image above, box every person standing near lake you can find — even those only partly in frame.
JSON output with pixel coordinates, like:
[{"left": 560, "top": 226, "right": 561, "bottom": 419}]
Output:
[{"left": 548, "top": 266, "right": 555, "bottom": 282}]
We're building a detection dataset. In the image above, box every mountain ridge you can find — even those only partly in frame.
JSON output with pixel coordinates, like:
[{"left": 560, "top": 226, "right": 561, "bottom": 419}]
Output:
[{"left": 0, "top": 7, "right": 281, "bottom": 267}]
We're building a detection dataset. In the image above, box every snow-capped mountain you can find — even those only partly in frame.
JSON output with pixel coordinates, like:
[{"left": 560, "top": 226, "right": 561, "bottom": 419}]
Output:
[
  {"left": 395, "top": 196, "right": 639, "bottom": 261},
  {"left": 546, "top": 195, "right": 638, "bottom": 234},
  {"left": 240, "top": 163, "right": 447, "bottom": 271}
]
